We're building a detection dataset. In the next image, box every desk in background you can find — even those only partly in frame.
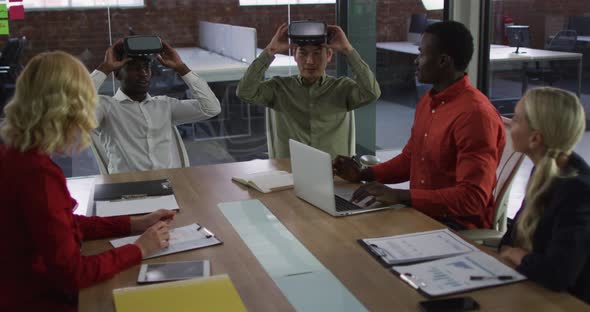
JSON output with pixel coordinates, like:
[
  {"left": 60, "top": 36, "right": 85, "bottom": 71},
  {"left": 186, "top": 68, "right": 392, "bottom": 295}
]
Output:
[
  {"left": 176, "top": 47, "right": 298, "bottom": 83},
  {"left": 79, "top": 160, "right": 587, "bottom": 312},
  {"left": 377, "top": 41, "right": 582, "bottom": 115}
]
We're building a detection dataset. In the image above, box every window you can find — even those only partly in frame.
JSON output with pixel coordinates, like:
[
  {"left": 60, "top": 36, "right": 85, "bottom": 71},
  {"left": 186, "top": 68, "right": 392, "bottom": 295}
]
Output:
[
  {"left": 239, "top": 0, "right": 335, "bottom": 6},
  {"left": 23, "top": 0, "right": 143, "bottom": 9}
]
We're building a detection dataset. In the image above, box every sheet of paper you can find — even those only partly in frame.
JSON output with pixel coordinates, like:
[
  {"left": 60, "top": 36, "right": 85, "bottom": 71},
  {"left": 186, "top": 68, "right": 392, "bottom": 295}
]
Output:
[
  {"left": 363, "top": 229, "right": 476, "bottom": 265},
  {"left": 0, "top": 4, "right": 7, "bottom": 18},
  {"left": 110, "top": 223, "right": 220, "bottom": 259},
  {"left": 67, "top": 176, "right": 96, "bottom": 217},
  {"left": 0, "top": 19, "right": 9, "bottom": 35},
  {"left": 8, "top": 4, "right": 23, "bottom": 20},
  {"left": 392, "top": 251, "right": 526, "bottom": 297},
  {"left": 96, "top": 194, "right": 178, "bottom": 217}
]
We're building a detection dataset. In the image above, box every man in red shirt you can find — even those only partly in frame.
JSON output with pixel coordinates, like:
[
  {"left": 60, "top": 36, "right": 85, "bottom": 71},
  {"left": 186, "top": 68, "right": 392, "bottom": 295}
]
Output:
[{"left": 333, "top": 21, "right": 505, "bottom": 230}]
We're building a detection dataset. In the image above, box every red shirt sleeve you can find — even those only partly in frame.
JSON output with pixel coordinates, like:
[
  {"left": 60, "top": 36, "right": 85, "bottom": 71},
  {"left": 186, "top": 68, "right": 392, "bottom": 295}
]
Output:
[
  {"left": 371, "top": 131, "right": 413, "bottom": 184},
  {"left": 23, "top": 166, "right": 142, "bottom": 291},
  {"left": 410, "top": 109, "right": 504, "bottom": 222},
  {"left": 76, "top": 215, "right": 132, "bottom": 240}
]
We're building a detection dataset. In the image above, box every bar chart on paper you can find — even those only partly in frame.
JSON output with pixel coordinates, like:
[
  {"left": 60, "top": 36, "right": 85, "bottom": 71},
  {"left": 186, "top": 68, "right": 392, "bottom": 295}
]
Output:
[
  {"left": 429, "top": 266, "right": 463, "bottom": 289},
  {"left": 392, "top": 251, "right": 526, "bottom": 297}
]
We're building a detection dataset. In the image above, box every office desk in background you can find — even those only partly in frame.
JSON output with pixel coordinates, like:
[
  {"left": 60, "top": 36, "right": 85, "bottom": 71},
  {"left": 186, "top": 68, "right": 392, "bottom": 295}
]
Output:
[
  {"left": 377, "top": 41, "right": 582, "bottom": 97},
  {"left": 176, "top": 47, "right": 298, "bottom": 83},
  {"left": 78, "top": 159, "right": 587, "bottom": 312},
  {"left": 549, "top": 35, "right": 590, "bottom": 43}
]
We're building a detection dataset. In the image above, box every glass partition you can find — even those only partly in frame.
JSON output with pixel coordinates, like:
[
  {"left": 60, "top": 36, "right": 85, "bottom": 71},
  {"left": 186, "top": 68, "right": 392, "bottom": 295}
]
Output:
[
  {"left": 1, "top": 1, "right": 463, "bottom": 177},
  {"left": 374, "top": 2, "right": 443, "bottom": 159}
]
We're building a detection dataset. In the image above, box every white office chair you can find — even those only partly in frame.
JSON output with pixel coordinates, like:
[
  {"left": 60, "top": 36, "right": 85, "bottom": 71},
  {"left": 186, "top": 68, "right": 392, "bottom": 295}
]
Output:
[
  {"left": 265, "top": 108, "right": 356, "bottom": 158},
  {"left": 460, "top": 117, "right": 525, "bottom": 244},
  {"left": 90, "top": 126, "right": 190, "bottom": 175}
]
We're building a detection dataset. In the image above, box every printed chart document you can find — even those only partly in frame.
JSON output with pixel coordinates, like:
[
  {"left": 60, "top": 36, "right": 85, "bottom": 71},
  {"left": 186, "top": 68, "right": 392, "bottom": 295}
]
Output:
[
  {"left": 95, "top": 195, "right": 179, "bottom": 217},
  {"left": 392, "top": 251, "right": 526, "bottom": 297},
  {"left": 110, "top": 223, "right": 222, "bottom": 259},
  {"left": 359, "top": 229, "right": 477, "bottom": 266},
  {"left": 231, "top": 170, "right": 293, "bottom": 193}
]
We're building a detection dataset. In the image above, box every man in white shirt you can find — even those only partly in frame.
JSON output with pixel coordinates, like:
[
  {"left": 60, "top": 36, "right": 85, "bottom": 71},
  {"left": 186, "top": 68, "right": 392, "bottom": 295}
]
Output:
[{"left": 91, "top": 40, "right": 221, "bottom": 173}]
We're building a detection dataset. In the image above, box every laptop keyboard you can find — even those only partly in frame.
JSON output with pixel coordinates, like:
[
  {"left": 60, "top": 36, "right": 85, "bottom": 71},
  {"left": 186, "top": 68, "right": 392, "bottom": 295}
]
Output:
[{"left": 335, "top": 195, "right": 364, "bottom": 212}]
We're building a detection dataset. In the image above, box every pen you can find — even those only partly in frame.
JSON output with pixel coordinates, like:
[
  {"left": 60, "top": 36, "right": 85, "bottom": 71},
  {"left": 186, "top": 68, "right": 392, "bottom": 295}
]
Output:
[{"left": 470, "top": 275, "right": 514, "bottom": 281}]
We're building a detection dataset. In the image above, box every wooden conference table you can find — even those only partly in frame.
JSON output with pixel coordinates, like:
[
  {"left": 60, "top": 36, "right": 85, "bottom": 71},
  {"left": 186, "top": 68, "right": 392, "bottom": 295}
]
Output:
[{"left": 79, "top": 159, "right": 587, "bottom": 311}]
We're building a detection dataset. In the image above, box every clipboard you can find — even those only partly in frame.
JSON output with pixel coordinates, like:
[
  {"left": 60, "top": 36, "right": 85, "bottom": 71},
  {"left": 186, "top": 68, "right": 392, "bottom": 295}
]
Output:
[
  {"left": 110, "top": 223, "right": 223, "bottom": 259},
  {"left": 358, "top": 239, "right": 395, "bottom": 268},
  {"left": 391, "top": 251, "right": 527, "bottom": 298},
  {"left": 358, "top": 229, "right": 477, "bottom": 267}
]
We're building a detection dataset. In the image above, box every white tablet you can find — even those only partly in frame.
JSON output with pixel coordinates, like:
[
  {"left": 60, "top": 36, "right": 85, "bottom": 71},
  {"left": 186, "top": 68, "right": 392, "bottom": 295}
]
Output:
[{"left": 137, "top": 260, "right": 210, "bottom": 283}]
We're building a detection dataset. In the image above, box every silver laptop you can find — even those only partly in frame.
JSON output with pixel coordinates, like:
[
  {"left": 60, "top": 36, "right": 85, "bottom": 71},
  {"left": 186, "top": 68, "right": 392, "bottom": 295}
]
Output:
[{"left": 289, "top": 139, "right": 397, "bottom": 217}]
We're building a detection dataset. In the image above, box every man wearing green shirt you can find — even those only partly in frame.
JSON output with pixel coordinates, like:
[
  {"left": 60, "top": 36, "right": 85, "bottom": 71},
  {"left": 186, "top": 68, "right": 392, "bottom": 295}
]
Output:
[{"left": 236, "top": 23, "right": 381, "bottom": 159}]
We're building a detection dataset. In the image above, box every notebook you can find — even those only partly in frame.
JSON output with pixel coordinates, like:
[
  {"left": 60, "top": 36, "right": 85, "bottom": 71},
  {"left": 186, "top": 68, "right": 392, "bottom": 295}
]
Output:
[
  {"left": 93, "top": 179, "right": 179, "bottom": 217},
  {"left": 110, "top": 223, "right": 222, "bottom": 259},
  {"left": 113, "top": 274, "right": 247, "bottom": 312},
  {"left": 94, "top": 179, "right": 173, "bottom": 201},
  {"left": 231, "top": 170, "right": 293, "bottom": 193}
]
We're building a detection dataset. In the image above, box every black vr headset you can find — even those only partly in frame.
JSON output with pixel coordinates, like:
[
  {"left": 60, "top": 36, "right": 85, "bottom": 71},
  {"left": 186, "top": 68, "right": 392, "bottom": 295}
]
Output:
[
  {"left": 288, "top": 20, "right": 329, "bottom": 46},
  {"left": 122, "top": 35, "right": 163, "bottom": 59}
]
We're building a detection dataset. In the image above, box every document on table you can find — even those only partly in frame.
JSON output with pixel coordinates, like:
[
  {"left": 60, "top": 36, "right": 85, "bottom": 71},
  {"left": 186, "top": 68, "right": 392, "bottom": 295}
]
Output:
[
  {"left": 392, "top": 251, "right": 526, "bottom": 297},
  {"left": 66, "top": 176, "right": 96, "bottom": 217},
  {"left": 360, "top": 229, "right": 477, "bottom": 266},
  {"left": 95, "top": 195, "right": 179, "bottom": 217},
  {"left": 110, "top": 223, "right": 222, "bottom": 259}
]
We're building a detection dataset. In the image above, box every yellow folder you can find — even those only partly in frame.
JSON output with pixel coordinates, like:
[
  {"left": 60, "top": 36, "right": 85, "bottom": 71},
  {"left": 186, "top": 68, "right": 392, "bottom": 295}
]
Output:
[{"left": 113, "top": 274, "right": 247, "bottom": 312}]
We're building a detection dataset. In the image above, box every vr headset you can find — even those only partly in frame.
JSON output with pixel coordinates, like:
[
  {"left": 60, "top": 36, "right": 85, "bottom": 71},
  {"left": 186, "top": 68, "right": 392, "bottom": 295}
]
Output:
[
  {"left": 123, "top": 35, "right": 162, "bottom": 58},
  {"left": 288, "top": 20, "right": 328, "bottom": 46}
]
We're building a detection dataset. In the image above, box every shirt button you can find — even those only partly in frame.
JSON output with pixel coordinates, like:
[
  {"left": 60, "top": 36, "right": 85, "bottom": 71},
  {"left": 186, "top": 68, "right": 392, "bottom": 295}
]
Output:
[
  {"left": 431, "top": 109, "right": 435, "bottom": 113},
  {"left": 441, "top": 101, "right": 445, "bottom": 104},
  {"left": 424, "top": 133, "right": 428, "bottom": 137},
  {"left": 421, "top": 180, "right": 425, "bottom": 184},
  {"left": 421, "top": 157, "right": 425, "bottom": 161}
]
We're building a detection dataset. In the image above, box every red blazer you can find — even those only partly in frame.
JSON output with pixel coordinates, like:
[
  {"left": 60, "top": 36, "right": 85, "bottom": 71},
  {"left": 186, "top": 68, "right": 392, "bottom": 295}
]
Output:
[{"left": 0, "top": 145, "right": 142, "bottom": 311}]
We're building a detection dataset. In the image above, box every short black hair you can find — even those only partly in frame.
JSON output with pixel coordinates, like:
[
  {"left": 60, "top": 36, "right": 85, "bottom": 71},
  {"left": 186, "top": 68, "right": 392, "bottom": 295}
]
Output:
[{"left": 424, "top": 21, "right": 474, "bottom": 71}]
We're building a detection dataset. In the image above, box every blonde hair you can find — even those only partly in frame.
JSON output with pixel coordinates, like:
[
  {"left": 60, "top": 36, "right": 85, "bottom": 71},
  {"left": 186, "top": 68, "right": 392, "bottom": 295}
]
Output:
[
  {"left": 515, "top": 87, "right": 586, "bottom": 250},
  {"left": 0, "top": 51, "right": 97, "bottom": 154}
]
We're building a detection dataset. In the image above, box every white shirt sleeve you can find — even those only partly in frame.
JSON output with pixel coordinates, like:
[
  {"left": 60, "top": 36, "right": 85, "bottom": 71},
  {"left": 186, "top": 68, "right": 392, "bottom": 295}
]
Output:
[
  {"left": 90, "top": 70, "right": 109, "bottom": 128},
  {"left": 90, "top": 70, "right": 108, "bottom": 91},
  {"left": 169, "top": 71, "right": 221, "bottom": 125}
]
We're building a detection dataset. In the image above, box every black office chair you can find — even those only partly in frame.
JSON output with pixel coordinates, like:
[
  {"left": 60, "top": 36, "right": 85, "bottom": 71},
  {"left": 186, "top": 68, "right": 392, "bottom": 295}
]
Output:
[
  {"left": 0, "top": 37, "right": 26, "bottom": 116},
  {"left": 525, "top": 30, "right": 577, "bottom": 87}
]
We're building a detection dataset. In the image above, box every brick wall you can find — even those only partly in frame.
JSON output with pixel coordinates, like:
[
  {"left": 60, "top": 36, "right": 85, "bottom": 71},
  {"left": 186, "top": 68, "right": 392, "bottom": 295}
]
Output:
[
  {"left": 6, "top": 1, "right": 444, "bottom": 69},
  {"left": 6, "top": 0, "right": 584, "bottom": 69},
  {"left": 377, "top": 0, "right": 442, "bottom": 42},
  {"left": 8, "top": 1, "right": 336, "bottom": 68}
]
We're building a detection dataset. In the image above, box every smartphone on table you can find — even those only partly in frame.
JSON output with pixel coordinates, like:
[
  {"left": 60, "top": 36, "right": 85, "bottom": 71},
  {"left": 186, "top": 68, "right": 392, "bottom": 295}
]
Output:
[
  {"left": 137, "top": 260, "right": 210, "bottom": 284},
  {"left": 419, "top": 296, "right": 480, "bottom": 312}
]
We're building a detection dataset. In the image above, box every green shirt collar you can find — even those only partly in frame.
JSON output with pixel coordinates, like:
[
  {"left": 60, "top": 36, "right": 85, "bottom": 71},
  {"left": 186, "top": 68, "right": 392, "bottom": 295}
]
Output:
[{"left": 296, "top": 73, "right": 328, "bottom": 87}]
